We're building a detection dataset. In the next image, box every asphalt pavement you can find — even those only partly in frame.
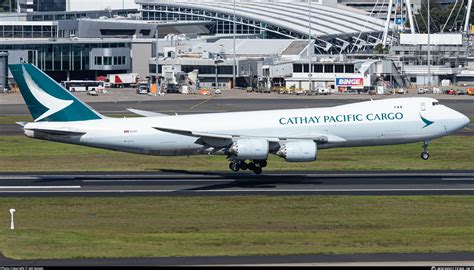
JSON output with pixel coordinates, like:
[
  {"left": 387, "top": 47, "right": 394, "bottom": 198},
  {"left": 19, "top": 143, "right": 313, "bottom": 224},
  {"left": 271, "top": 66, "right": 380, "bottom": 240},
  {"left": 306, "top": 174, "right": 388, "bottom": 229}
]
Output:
[{"left": 0, "top": 171, "right": 473, "bottom": 196}]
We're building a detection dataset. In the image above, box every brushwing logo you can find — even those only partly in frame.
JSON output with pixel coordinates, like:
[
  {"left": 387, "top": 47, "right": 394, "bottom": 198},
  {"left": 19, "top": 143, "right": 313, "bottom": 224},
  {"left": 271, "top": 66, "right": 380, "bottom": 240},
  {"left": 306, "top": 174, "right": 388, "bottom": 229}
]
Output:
[
  {"left": 22, "top": 66, "right": 73, "bottom": 122},
  {"left": 420, "top": 114, "right": 434, "bottom": 128}
]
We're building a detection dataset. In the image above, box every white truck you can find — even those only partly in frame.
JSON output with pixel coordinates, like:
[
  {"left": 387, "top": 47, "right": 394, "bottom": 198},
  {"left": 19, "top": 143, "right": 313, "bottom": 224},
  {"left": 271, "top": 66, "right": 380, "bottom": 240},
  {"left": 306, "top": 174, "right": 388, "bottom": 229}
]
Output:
[{"left": 106, "top": 73, "right": 139, "bottom": 88}]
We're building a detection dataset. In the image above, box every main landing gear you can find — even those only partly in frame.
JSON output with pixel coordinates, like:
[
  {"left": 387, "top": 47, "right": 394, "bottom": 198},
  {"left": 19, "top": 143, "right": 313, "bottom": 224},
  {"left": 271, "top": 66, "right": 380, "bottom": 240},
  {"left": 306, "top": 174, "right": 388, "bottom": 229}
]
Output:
[
  {"left": 228, "top": 160, "right": 267, "bottom": 174},
  {"left": 420, "top": 140, "right": 430, "bottom": 160}
]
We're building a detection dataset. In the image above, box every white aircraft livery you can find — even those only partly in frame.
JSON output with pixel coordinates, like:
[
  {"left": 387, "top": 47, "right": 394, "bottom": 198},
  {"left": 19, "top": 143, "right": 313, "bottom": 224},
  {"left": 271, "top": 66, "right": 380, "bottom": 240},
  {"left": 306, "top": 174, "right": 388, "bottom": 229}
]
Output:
[{"left": 10, "top": 64, "right": 470, "bottom": 174}]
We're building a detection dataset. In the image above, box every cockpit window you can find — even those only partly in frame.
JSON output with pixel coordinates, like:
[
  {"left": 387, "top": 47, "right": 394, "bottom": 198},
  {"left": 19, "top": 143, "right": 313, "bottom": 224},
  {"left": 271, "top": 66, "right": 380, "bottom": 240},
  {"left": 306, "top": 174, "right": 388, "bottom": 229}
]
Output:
[{"left": 432, "top": 102, "right": 440, "bottom": 106}]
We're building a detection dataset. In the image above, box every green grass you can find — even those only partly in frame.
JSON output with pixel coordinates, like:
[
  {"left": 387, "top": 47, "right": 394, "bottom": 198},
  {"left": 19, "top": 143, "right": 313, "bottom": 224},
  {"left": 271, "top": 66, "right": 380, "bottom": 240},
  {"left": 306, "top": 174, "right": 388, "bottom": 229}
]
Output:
[
  {"left": 0, "top": 115, "right": 33, "bottom": 124},
  {"left": 0, "top": 135, "right": 472, "bottom": 172},
  {"left": 0, "top": 196, "right": 473, "bottom": 259}
]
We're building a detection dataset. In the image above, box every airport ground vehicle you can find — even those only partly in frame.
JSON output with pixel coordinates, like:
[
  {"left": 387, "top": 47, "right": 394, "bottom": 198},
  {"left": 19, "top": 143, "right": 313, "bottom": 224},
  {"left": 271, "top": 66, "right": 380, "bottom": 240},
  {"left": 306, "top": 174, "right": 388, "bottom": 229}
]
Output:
[
  {"left": 456, "top": 89, "right": 467, "bottom": 95},
  {"left": 86, "top": 89, "right": 98, "bottom": 96},
  {"left": 468, "top": 88, "right": 474, "bottom": 95},
  {"left": 136, "top": 85, "right": 149, "bottom": 95},
  {"left": 62, "top": 80, "right": 105, "bottom": 92},
  {"left": 317, "top": 87, "right": 330, "bottom": 95},
  {"left": 106, "top": 73, "right": 139, "bottom": 88},
  {"left": 9, "top": 64, "right": 471, "bottom": 175},
  {"left": 446, "top": 89, "right": 467, "bottom": 95},
  {"left": 396, "top": 88, "right": 407, "bottom": 94},
  {"left": 418, "top": 88, "right": 428, "bottom": 94},
  {"left": 199, "top": 89, "right": 211, "bottom": 95}
]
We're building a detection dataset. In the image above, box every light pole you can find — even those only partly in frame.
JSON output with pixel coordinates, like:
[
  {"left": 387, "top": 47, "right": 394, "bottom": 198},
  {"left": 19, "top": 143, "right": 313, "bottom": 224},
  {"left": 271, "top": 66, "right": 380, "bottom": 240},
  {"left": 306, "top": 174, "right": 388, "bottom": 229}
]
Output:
[
  {"left": 427, "top": 0, "right": 431, "bottom": 90},
  {"left": 233, "top": 0, "right": 236, "bottom": 90},
  {"left": 155, "top": 24, "right": 159, "bottom": 96},
  {"left": 308, "top": 0, "right": 313, "bottom": 93},
  {"left": 215, "top": 57, "right": 224, "bottom": 90}
]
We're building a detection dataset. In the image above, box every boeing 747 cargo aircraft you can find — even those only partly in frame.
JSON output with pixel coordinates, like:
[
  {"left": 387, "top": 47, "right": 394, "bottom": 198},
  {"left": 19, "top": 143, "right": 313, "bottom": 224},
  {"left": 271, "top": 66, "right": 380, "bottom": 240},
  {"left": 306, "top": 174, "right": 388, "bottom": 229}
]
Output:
[{"left": 9, "top": 64, "right": 470, "bottom": 174}]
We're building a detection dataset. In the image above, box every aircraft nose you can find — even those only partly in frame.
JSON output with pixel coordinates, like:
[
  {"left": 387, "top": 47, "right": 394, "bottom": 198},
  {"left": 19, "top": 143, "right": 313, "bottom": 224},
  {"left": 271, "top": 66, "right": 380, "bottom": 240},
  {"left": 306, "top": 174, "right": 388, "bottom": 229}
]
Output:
[
  {"left": 450, "top": 111, "right": 470, "bottom": 132},
  {"left": 442, "top": 108, "right": 470, "bottom": 134},
  {"left": 460, "top": 113, "right": 470, "bottom": 128}
]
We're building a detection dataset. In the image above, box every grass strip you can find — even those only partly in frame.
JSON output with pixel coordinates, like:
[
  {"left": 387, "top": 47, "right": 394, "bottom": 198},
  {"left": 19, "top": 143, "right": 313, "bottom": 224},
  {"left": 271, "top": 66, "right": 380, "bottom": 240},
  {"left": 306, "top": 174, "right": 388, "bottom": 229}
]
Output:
[
  {"left": 0, "top": 196, "right": 473, "bottom": 259},
  {"left": 0, "top": 135, "right": 472, "bottom": 172}
]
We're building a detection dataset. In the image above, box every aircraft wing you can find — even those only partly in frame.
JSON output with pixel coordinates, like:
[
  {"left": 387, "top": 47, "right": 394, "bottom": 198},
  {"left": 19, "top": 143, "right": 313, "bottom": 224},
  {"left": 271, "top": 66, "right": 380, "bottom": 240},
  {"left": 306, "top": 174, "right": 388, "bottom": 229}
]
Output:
[
  {"left": 127, "top": 108, "right": 169, "bottom": 117},
  {"left": 153, "top": 126, "right": 346, "bottom": 147}
]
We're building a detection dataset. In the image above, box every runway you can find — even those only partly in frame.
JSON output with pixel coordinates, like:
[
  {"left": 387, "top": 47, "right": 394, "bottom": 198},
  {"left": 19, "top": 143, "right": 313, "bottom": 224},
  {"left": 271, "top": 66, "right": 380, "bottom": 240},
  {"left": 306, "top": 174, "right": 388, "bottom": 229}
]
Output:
[
  {"left": 1, "top": 171, "right": 473, "bottom": 196},
  {"left": 3, "top": 98, "right": 474, "bottom": 115}
]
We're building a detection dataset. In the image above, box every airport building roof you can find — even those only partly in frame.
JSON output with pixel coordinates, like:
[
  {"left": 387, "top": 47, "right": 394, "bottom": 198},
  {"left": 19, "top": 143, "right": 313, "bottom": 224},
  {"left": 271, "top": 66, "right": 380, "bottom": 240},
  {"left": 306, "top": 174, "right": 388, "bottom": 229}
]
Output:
[{"left": 137, "top": 0, "right": 394, "bottom": 53}]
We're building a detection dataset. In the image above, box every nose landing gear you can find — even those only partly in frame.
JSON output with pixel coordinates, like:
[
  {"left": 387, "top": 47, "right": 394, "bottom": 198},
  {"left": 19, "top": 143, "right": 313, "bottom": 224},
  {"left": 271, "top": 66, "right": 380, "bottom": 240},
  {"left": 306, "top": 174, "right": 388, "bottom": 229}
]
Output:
[
  {"left": 228, "top": 159, "right": 267, "bottom": 174},
  {"left": 420, "top": 140, "right": 430, "bottom": 160}
]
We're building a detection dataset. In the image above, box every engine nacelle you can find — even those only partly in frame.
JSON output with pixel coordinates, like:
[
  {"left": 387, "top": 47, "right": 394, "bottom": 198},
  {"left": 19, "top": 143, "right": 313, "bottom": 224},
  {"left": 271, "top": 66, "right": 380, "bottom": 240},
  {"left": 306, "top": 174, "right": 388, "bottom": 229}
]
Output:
[
  {"left": 276, "top": 141, "right": 317, "bottom": 162},
  {"left": 228, "top": 138, "right": 269, "bottom": 160}
]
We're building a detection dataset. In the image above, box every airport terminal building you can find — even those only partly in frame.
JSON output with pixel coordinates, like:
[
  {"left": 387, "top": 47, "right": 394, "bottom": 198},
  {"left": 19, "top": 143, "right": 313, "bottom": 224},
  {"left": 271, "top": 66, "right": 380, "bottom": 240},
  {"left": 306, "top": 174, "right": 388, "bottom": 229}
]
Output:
[
  {"left": 0, "top": 15, "right": 211, "bottom": 82},
  {"left": 0, "top": 0, "right": 472, "bottom": 92}
]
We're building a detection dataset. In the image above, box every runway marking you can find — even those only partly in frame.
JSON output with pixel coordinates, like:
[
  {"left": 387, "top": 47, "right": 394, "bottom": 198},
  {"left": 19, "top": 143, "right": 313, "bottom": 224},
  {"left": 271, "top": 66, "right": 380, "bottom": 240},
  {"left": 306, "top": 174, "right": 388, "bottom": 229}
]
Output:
[
  {"left": 0, "top": 176, "right": 39, "bottom": 180},
  {"left": 0, "top": 186, "right": 81, "bottom": 189},
  {"left": 442, "top": 178, "right": 474, "bottom": 181},
  {"left": 190, "top": 98, "right": 213, "bottom": 110},
  {"left": 83, "top": 179, "right": 230, "bottom": 183}
]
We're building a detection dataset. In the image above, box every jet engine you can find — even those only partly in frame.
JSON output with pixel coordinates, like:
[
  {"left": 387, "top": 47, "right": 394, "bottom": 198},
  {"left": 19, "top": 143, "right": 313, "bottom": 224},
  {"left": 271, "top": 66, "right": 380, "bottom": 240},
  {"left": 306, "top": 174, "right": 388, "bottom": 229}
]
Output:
[
  {"left": 228, "top": 138, "right": 269, "bottom": 160},
  {"left": 276, "top": 141, "right": 317, "bottom": 162}
]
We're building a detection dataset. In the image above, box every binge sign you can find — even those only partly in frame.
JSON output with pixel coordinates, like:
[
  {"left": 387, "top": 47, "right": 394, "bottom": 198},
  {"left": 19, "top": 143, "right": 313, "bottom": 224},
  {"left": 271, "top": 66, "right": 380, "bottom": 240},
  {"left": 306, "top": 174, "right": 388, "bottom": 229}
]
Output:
[{"left": 335, "top": 78, "right": 364, "bottom": 87}]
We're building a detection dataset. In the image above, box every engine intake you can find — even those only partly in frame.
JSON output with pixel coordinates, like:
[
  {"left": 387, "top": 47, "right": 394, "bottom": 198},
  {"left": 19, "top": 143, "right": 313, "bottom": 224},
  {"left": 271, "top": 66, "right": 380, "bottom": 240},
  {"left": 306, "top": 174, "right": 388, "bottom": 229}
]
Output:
[
  {"left": 276, "top": 141, "right": 317, "bottom": 162},
  {"left": 228, "top": 138, "right": 269, "bottom": 160}
]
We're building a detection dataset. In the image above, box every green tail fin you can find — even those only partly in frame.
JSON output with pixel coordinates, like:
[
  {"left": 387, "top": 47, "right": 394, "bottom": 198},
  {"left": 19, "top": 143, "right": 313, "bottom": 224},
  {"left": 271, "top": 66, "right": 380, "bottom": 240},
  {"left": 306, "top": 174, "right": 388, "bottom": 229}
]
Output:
[{"left": 8, "top": 63, "right": 103, "bottom": 122}]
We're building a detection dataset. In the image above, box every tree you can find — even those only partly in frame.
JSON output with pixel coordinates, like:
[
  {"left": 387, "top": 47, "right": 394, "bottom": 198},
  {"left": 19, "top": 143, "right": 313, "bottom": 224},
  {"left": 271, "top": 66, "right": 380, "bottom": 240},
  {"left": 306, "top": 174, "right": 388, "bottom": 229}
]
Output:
[{"left": 374, "top": 43, "right": 389, "bottom": 54}]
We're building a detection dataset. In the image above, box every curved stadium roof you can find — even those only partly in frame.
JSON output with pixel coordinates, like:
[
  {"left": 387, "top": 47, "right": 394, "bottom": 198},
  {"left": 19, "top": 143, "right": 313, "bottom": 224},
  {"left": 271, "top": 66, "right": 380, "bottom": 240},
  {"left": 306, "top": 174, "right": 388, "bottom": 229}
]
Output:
[{"left": 138, "top": 0, "right": 394, "bottom": 53}]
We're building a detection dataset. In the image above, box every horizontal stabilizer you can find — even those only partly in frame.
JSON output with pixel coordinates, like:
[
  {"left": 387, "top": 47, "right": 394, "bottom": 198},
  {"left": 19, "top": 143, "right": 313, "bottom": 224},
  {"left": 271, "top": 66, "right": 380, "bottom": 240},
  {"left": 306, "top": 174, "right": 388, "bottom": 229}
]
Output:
[
  {"left": 25, "top": 127, "right": 86, "bottom": 136},
  {"left": 127, "top": 108, "right": 169, "bottom": 117},
  {"left": 16, "top": 122, "right": 28, "bottom": 127}
]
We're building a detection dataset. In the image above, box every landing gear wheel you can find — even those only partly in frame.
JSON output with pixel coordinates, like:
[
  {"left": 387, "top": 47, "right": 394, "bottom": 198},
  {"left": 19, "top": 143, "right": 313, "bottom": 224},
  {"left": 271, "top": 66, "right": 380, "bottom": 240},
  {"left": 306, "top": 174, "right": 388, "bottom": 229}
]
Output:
[
  {"left": 229, "top": 162, "right": 240, "bottom": 172},
  {"left": 421, "top": 140, "right": 430, "bottom": 160},
  {"left": 257, "top": 160, "right": 267, "bottom": 168},
  {"left": 421, "top": 151, "right": 430, "bottom": 160},
  {"left": 253, "top": 167, "right": 263, "bottom": 175},
  {"left": 240, "top": 161, "right": 248, "bottom": 170},
  {"left": 247, "top": 162, "right": 256, "bottom": 171}
]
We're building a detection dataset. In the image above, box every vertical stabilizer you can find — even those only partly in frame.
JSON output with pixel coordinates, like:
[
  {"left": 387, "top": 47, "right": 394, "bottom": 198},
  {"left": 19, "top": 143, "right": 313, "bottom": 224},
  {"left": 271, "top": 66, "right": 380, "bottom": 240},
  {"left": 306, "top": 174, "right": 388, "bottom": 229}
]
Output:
[{"left": 9, "top": 63, "right": 103, "bottom": 122}]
